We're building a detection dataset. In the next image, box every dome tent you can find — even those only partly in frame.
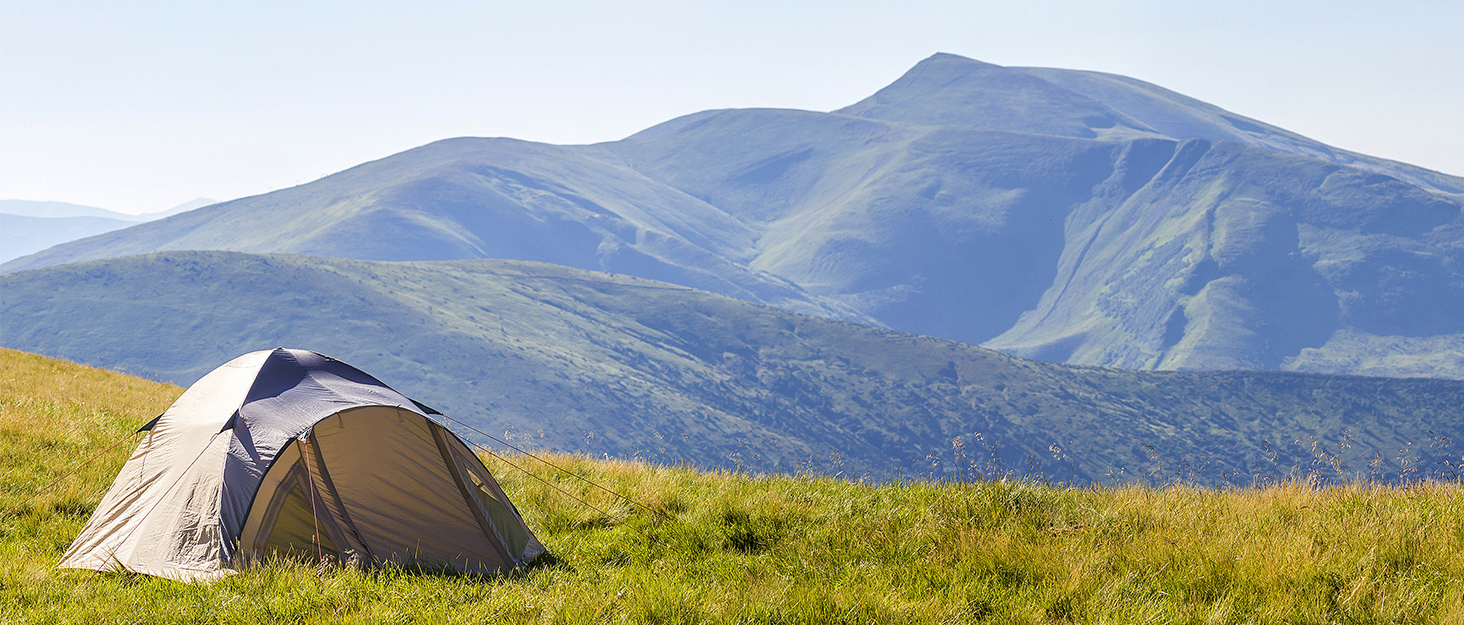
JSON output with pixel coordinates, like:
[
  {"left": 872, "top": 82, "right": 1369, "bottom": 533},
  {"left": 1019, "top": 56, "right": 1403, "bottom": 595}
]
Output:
[{"left": 60, "top": 347, "right": 542, "bottom": 581}]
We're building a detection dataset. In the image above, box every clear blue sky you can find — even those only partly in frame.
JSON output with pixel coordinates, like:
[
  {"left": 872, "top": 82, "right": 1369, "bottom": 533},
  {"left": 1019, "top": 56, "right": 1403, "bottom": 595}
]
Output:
[{"left": 3, "top": 0, "right": 1460, "bottom": 214}]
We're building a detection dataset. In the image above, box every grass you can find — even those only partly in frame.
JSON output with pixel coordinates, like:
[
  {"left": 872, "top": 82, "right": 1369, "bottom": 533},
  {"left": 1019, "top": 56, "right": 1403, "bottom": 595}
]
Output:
[{"left": 4, "top": 347, "right": 1464, "bottom": 623}]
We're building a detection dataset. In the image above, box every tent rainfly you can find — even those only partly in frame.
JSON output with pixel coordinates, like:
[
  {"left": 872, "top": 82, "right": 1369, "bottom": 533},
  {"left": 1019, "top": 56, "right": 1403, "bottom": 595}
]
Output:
[{"left": 60, "top": 347, "right": 543, "bottom": 581}]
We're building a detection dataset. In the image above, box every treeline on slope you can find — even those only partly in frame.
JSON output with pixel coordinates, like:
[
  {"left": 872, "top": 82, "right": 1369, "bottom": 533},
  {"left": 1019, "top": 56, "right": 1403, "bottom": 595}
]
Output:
[{"left": 4, "top": 251, "right": 1463, "bottom": 485}]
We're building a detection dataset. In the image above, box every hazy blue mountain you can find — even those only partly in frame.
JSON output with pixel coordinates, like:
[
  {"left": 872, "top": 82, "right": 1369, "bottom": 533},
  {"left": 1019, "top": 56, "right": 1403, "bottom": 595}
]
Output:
[
  {"left": 835, "top": 54, "right": 1163, "bottom": 141},
  {"left": 0, "top": 199, "right": 141, "bottom": 221},
  {"left": 604, "top": 105, "right": 1463, "bottom": 377},
  {"left": 0, "top": 198, "right": 219, "bottom": 263},
  {"left": 982, "top": 140, "right": 1464, "bottom": 373},
  {"left": 0, "top": 213, "right": 137, "bottom": 264},
  {"left": 5, "top": 54, "right": 1460, "bottom": 378},
  {"left": 1015, "top": 65, "right": 1464, "bottom": 195},
  {"left": 6, "top": 251, "right": 1463, "bottom": 483},
  {"left": 597, "top": 110, "right": 1116, "bottom": 345}
]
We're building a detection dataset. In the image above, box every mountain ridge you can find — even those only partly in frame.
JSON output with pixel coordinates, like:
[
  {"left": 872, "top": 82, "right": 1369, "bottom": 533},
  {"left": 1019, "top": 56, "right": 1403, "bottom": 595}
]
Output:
[{"left": 3, "top": 53, "right": 1460, "bottom": 379}]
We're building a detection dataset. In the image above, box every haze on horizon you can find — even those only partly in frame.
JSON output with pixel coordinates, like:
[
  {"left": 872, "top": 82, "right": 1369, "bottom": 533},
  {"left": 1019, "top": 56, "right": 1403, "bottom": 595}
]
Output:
[{"left": 3, "top": 0, "right": 1460, "bottom": 215}]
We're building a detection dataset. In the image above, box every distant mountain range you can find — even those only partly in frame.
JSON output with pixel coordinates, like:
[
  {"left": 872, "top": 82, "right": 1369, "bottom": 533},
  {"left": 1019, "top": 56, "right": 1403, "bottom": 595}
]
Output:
[
  {"left": 5, "top": 251, "right": 1462, "bottom": 483},
  {"left": 0, "top": 198, "right": 215, "bottom": 263},
  {"left": 3, "top": 53, "right": 1460, "bottom": 380}
]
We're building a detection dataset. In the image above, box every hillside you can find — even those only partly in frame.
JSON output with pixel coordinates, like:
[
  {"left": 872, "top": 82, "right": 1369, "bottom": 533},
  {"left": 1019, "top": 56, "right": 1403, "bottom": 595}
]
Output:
[
  {"left": 4, "top": 348, "right": 1464, "bottom": 622},
  {"left": 602, "top": 56, "right": 1464, "bottom": 375},
  {"left": 0, "top": 140, "right": 863, "bottom": 325},
  {"left": 4, "top": 54, "right": 1460, "bottom": 379},
  {"left": 6, "top": 251, "right": 1464, "bottom": 484}
]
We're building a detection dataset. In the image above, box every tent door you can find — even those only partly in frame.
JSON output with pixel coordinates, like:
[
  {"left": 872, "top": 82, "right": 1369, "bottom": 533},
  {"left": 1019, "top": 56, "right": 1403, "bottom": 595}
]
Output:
[{"left": 252, "top": 442, "right": 357, "bottom": 562}]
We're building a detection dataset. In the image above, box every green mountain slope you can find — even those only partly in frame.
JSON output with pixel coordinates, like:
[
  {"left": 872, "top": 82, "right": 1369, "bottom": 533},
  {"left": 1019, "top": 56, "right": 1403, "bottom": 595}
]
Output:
[
  {"left": 4, "top": 54, "right": 1460, "bottom": 379},
  {"left": 5, "top": 251, "right": 1463, "bottom": 484},
  {"left": 0, "top": 140, "right": 864, "bottom": 324},
  {"left": 606, "top": 110, "right": 1463, "bottom": 376}
]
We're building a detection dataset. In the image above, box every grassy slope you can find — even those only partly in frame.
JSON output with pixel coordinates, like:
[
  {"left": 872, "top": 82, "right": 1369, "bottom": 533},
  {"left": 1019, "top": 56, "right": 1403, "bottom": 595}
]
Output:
[
  {"left": 6, "top": 252, "right": 1464, "bottom": 484},
  {"left": 5, "top": 348, "right": 1464, "bottom": 623}
]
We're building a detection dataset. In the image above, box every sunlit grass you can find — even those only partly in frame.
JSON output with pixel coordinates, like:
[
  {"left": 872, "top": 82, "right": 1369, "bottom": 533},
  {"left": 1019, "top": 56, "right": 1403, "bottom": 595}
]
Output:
[{"left": 5, "top": 347, "right": 1464, "bottom": 623}]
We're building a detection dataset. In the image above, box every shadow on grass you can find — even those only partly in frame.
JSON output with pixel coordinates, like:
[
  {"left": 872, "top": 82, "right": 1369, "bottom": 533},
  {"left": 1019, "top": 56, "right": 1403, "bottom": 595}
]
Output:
[
  {"left": 383, "top": 549, "right": 571, "bottom": 582},
  {"left": 72, "top": 549, "right": 573, "bottom": 585}
]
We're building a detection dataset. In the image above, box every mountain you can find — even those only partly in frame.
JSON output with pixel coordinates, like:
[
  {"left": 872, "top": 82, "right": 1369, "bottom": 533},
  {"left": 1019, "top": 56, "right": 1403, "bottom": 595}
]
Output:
[
  {"left": 0, "top": 199, "right": 142, "bottom": 220},
  {"left": 4, "top": 54, "right": 1460, "bottom": 378},
  {"left": 0, "top": 213, "right": 138, "bottom": 264},
  {"left": 0, "top": 143, "right": 864, "bottom": 324},
  {"left": 5, "top": 251, "right": 1464, "bottom": 483},
  {"left": 840, "top": 54, "right": 1463, "bottom": 195},
  {"left": 0, "top": 198, "right": 216, "bottom": 221},
  {"left": 603, "top": 56, "right": 1464, "bottom": 376},
  {"left": 0, "top": 198, "right": 218, "bottom": 263}
]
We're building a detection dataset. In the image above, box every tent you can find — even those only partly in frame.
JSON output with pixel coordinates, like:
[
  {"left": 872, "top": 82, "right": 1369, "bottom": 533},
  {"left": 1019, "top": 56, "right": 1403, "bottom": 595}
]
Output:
[{"left": 60, "top": 347, "right": 543, "bottom": 581}]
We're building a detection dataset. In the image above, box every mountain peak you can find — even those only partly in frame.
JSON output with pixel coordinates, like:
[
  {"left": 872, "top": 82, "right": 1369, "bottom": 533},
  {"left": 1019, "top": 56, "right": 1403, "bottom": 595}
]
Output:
[
  {"left": 836, "top": 53, "right": 1155, "bottom": 140},
  {"left": 918, "top": 52, "right": 1000, "bottom": 68}
]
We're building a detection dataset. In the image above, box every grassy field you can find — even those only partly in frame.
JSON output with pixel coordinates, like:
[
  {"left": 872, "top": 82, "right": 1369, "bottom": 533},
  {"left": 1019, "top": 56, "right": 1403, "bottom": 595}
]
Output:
[{"left": 4, "top": 347, "right": 1464, "bottom": 623}]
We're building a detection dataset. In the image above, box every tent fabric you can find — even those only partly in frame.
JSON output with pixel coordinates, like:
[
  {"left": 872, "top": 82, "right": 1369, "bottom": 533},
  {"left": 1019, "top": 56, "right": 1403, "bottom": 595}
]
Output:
[{"left": 59, "top": 348, "right": 542, "bottom": 582}]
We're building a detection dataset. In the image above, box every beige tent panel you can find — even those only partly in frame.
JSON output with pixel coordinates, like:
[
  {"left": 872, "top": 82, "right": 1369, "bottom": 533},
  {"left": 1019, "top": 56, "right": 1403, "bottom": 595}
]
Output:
[
  {"left": 314, "top": 407, "right": 510, "bottom": 572},
  {"left": 59, "top": 350, "right": 271, "bottom": 581},
  {"left": 262, "top": 481, "right": 339, "bottom": 556},
  {"left": 237, "top": 406, "right": 518, "bottom": 573}
]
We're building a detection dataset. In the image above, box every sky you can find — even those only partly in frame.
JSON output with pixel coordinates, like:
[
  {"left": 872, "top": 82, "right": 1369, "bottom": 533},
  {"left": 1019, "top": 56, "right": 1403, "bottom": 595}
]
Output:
[{"left": 3, "top": 0, "right": 1461, "bottom": 215}]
